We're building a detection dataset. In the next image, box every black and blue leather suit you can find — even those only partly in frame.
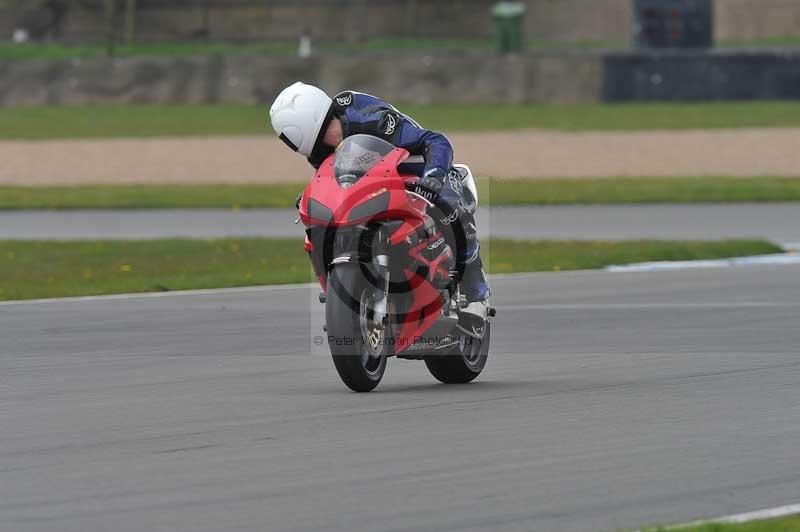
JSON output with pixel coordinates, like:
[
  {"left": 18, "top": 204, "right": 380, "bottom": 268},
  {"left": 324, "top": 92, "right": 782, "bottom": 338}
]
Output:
[{"left": 309, "top": 91, "right": 489, "bottom": 302}]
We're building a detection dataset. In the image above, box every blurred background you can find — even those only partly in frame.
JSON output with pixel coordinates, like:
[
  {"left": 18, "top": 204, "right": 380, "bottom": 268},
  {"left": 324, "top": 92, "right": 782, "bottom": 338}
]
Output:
[
  {"left": 5, "top": 6, "right": 800, "bottom": 531},
  {"left": 1, "top": 0, "right": 800, "bottom": 105},
  {"left": 2, "top": 0, "right": 800, "bottom": 300}
]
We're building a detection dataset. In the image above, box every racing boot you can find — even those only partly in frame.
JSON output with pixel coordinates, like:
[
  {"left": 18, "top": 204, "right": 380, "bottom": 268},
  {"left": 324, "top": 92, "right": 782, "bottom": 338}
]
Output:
[
  {"left": 460, "top": 253, "right": 492, "bottom": 326},
  {"left": 457, "top": 217, "right": 492, "bottom": 328},
  {"left": 455, "top": 213, "right": 490, "bottom": 304},
  {"left": 462, "top": 255, "right": 491, "bottom": 303},
  {"left": 435, "top": 167, "right": 492, "bottom": 320}
]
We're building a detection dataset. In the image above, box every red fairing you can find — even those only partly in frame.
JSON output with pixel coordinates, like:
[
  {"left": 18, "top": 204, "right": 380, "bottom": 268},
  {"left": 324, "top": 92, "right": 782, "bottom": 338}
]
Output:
[
  {"left": 394, "top": 269, "right": 443, "bottom": 352},
  {"left": 389, "top": 218, "right": 425, "bottom": 246},
  {"left": 408, "top": 231, "right": 453, "bottom": 287},
  {"left": 299, "top": 144, "right": 450, "bottom": 354},
  {"left": 298, "top": 148, "right": 426, "bottom": 228}
]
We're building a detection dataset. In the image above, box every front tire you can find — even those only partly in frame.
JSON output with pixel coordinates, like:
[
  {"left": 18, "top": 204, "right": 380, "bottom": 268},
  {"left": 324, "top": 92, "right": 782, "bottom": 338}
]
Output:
[
  {"left": 425, "top": 322, "right": 490, "bottom": 384},
  {"left": 326, "top": 265, "right": 389, "bottom": 392}
]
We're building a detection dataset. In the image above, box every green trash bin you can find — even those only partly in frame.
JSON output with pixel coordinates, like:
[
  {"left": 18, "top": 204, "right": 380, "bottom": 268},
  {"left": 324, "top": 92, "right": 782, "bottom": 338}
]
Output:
[{"left": 492, "top": 1, "right": 526, "bottom": 53}]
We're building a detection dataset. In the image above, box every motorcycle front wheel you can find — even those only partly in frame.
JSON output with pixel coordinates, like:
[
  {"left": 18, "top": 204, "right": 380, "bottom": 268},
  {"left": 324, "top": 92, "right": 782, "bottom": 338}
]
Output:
[{"left": 326, "top": 264, "right": 390, "bottom": 392}]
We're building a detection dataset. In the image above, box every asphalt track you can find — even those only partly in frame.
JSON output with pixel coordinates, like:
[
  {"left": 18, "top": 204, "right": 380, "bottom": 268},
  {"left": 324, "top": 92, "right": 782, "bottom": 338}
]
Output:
[
  {"left": 3, "top": 203, "right": 800, "bottom": 244},
  {"left": 3, "top": 265, "right": 800, "bottom": 532}
]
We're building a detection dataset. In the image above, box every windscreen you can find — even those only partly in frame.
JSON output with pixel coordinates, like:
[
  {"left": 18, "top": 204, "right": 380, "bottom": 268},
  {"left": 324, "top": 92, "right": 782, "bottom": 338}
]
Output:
[{"left": 333, "top": 135, "right": 396, "bottom": 183}]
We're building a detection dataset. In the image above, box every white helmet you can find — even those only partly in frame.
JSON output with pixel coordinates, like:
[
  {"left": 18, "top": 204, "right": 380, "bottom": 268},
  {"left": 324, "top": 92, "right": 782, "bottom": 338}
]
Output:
[{"left": 269, "top": 82, "right": 333, "bottom": 157}]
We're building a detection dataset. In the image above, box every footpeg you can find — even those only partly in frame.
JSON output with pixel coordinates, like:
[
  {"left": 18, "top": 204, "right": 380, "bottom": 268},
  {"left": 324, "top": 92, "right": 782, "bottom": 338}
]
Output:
[
  {"left": 461, "top": 300, "right": 489, "bottom": 321},
  {"left": 458, "top": 301, "right": 490, "bottom": 339}
]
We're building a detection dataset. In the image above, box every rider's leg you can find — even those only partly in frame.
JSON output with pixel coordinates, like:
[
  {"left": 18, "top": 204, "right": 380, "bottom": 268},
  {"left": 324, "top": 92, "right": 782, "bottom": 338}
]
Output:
[{"left": 439, "top": 169, "right": 491, "bottom": 303}]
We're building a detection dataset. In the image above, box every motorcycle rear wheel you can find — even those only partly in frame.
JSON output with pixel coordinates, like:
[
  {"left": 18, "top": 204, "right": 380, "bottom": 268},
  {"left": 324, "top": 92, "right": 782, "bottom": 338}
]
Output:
[
  {"left": 326, "top": 265, "right": 389, "bottom": 392},
  {"left": 424, "top": 322, "right": 490, "bottom": 384}
]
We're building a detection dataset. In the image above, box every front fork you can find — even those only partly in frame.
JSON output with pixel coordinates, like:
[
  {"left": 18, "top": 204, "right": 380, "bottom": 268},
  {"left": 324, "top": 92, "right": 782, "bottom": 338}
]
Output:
[
  {"left": 323, "top": 225, "right": 392, "bottom": 331},
  {"left": 368, "top": 222, "right": 392, "bottom": 330}
]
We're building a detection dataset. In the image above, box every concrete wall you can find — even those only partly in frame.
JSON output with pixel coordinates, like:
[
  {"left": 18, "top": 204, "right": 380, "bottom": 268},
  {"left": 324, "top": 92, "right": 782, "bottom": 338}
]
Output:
[
  {"left": 715, "top": 0, "right": 800, "bottom": 41},
  {"left": 525, "top": 0, "right": 631, "bottom": 42},
  {"left": 0, "top": 52, "right": 605, "bottom": 106},
  {"left": 4, "top": 48, "right": 799, "bottom": 106}
]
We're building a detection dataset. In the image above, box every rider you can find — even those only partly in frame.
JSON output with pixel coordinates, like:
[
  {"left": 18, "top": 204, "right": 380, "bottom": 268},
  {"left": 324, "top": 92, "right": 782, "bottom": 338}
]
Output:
[{"left": 269, "top": 81, "right": 491, "bottom": 305}]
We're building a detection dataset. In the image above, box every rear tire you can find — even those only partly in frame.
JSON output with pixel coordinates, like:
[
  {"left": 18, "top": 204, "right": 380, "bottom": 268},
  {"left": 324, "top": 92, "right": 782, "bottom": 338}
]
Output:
[
  {"left": 425, "top": 322, "right": 490, "bottom": 384},
  {"left": 326, "top": 265, "right": 389, "bottom": 392}
]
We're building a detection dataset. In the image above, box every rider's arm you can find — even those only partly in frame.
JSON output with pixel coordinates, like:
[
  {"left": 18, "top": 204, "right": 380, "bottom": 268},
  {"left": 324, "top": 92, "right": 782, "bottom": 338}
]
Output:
[
  {"left": 339, "top": 93, "right": 453, "bottom": 176},
  {"left": 392, "top": 119, "right": 454, "bottom": 177}
]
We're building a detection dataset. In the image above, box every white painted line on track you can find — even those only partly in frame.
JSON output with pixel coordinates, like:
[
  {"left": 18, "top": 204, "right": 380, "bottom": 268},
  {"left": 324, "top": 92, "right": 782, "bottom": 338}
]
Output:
[
  {"left": 501, "top": 301, "right": 800, "bottom": 311},
  {"left": 0, "top": 282, "right": 317, "bottom": 307},
  {"left": 607, "top": 251, "right": 800, "bottom": 272},
  {"left": 673, "top": 502, "right": 800, "bottom": 528},
  {"left": 2, "top": 259, "right": 798, "bottom": 307},
  {"left": 0, "top": 272, "right": 589, "bottom": 307}
]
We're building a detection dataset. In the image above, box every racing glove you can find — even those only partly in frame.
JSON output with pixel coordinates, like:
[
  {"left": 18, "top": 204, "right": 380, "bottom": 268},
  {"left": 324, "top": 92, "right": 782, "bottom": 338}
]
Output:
[{"left": 421, "top": 168, "right": 446, "bottom": 191}]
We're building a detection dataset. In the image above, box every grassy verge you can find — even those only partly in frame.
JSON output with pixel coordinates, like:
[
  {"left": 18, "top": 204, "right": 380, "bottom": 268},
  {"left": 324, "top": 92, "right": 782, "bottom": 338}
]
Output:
[
  {"left": 3, "top": 178, "right": 800, "bottom": 210},
  {"left": 0, "top": 39, "right": 628, "bottom": 60},
  {"left": 482, "top": 239, "right": 781, "bottom": 275},
  {"left": 1, "top": 37, "right": 798, "bottom": 61},
  {"left": 719, "top": 36, "right": 800, "bottom": 48},
  {"left": 0, "top": 184, "right": 302, "bottom": 210},
  {"left": 0, "top": 238, "right": 781, "bottom": 301},
  {"left": 484, "top": 177, "right": 800, "bottom": 205},
  {"left": 655, "top": 514, "right": 800, "bottom": 532},
  {"left": 3, "top": 102, "right": 800, "bottom": 140},
  {"left": 400, "top": 102, "right": 800, "bottom": 133},
  {"left": 0, "top": 39, "right": 493, "bottom": 60}
]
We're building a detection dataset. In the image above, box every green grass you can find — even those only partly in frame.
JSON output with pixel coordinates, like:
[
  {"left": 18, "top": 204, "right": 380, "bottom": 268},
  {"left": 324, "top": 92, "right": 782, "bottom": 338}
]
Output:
[
  {"left": 0, "top": 39, "right": 492, "bottom": 61},
  {"left": 0, "top": 184, "right": 302, "bottom": 210},
  {"left": 3, "top": 177, "right": 800, "bottom": 210},
  {"left": 653, "top": 514, "right": 800, "bottom": 532},
  {"left": 0, "top": 38, "right": 623, "bottom": 61},
  {"left": 398, "top": 102, "right": 800, "bottom": 132},
  {"left": 484, "top": 177, "right": 800, "bottom": 205},
  {"left": 0, "top": 42, "right": 296, "bottom": 60},
  {"left": 0, "top": 104, "right": 264, "bottom": 140},
  {"left": 0, "top": 238, "right": 782, "bottom": 301},
  {"left": 482, "top": 239, "right": 781, "bottom": 275},
  {"left": 4, "top": 102, "right": 800, "bottom": 140},
  {"left": 2, "top": 36, "right": 799, "bottom": 61},
  {"left": 0, "top": 238, "right": 312, "bottom": 301},
  {"left": 719, "top": 36, "right": 800, "bottom": 48}
]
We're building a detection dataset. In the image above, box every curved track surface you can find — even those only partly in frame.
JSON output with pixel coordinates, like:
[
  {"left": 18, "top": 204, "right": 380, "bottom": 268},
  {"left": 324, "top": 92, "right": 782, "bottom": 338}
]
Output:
[
  {"left": 3, "top": 204, "right": 800, "bottom": 244},
  {"left": 2, "top": 265, "right": 800, "bottom": 531}
]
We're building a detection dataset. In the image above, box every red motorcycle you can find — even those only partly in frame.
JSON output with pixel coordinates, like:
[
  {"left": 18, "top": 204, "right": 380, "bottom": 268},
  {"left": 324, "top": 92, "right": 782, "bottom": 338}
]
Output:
[{"left": 298, "top": 135, "right": 494, "bottom": 392}]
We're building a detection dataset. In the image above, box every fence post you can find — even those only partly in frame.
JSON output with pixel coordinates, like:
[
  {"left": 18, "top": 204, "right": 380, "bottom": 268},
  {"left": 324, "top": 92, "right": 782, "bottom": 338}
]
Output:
[
  {"left": 104, "top": 0, "right": 117, "bottom": 57},
  {"left": 124, "top": 0, "right": 137, "bottom": 45}
]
